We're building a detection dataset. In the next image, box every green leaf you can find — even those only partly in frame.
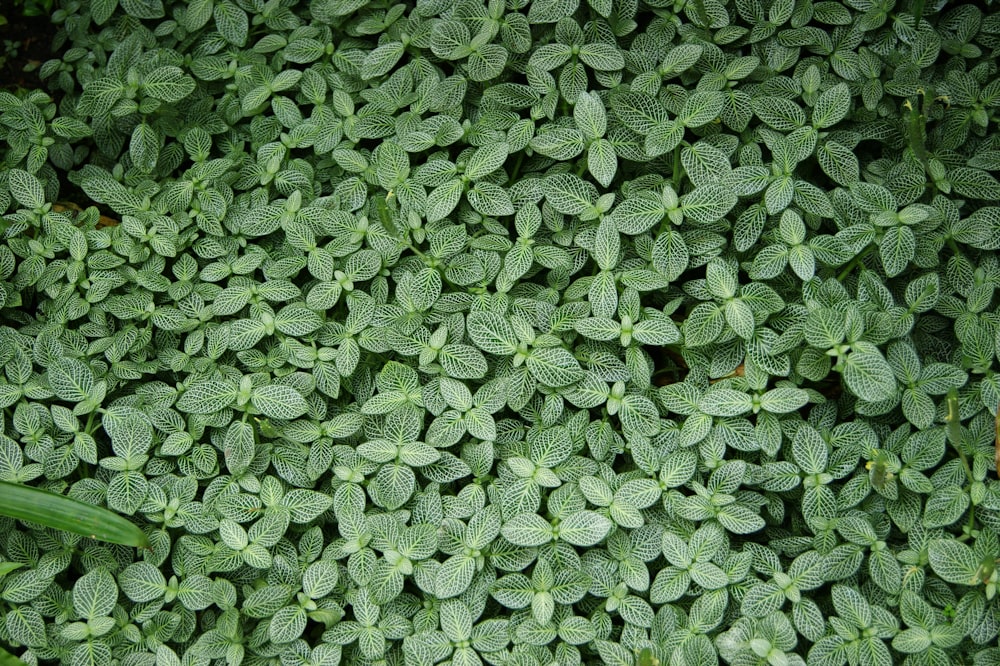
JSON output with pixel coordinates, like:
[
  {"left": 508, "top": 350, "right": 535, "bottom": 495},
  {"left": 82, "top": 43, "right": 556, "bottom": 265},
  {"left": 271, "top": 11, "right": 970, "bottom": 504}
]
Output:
[
  {"left": 5, "top": 607, "right": 46, "bottom": 647},
  {"left": 812, "top": 83, "right": 851, "bottom": 128},
  {"left": 437, "top": 344, "right": 488, "bottom": 379},
  {"left": 8, "top": 169, "right": 45, "bottom": 208},
  {"left": 792, "top": 424, "right": 828, "bottom": 475},
  {"left": 431, "top": 20, "right": 472, "bottom": 59},
  {"left": 680, "top": 185, "right": 737, "bottom": 224},
  {"left": 759, "top": 387, "right": 809, "bottom": 413},
  {"left": 574, "top": 91, "right": 607, "bottom": 140},
  {"left": 752, "top": 96, "right": 806, "bottom": 130},
  {"left": 613, "top": 91, "right": 668, "bottom": 134},
  {"left": 543, "top": 173, "right": 598, "bottom": 215},
  {"left": 251, "top": 385, "right": 309, "bottom": 420},
  {"left": 468, "top": 182, "right": 514, "bottom": 216},
  {"left": 817, "top": 141, "right": 860, "bottom": 186},
  {"left": 119, "top": 562, "right": 167, "bottom": 602},
  {"left": 47, "top": 358, "right": 96, "bottom": 403},
  {"left": 682, "top": 141, "right": 732, "bottom": 187},
  {"left": 557, "top": 510, "right": 611, "bottom": 546},
  {"left": 652, "top": 228, "right": 689, "bottom": 280},
  {"left": 369, "top": 463, "right": 415, "bottom": 509},
  {"left": 678, "top": 92, "right": 725, "bottom": 128},
  {"left": 526, "top": 346, "right": 584, "bottom": 387},
  {"left": 73, "top": 569, "right": 118, "bottom": 619},
  {"left": 223, "top": 421, "right": 254, "bottom": 476},
  {"left": 467, "top": 44, "right": 508, "bottom": 82},
  {"left": 804, "top": 308, "right": 846, "bottom": 348},
  {"left": 880, "top": 226, "right": 915, "bottom": 277},
  {"left": 269, "top": 605, "right": 307, "bottom": 644},
  {"left": 274, "top": 304, "right": 322, "bottom": 336},
  {"left": 660, "top": 44, "right": 704, "bottom": 76},
  {"left": 467, "top": 311, "right": 519, "bottom": 355},
  {"left": 683, "top": 303, "right": 725, "bottom": 347},
  {"left": 577, "top": 42, "right": 624, "bottom": 70},
  {"left": 465, "top": 143, "right": 509, "bottom": 181},
  {"left": 142, "top": 66, "right": 195, "bottom": 102},
  {"left": 843, "top": 342, "right": 897, "bottom": 402},
  {"left": 281, "top": 489, "right": 333, "bottom": 522},
  {"left": 698, "top": 389, "right": 752, "bottom": 417},
  {"left": 530, "top": 128, "right": 586, "bottom": 160},
  {"left": 361, "top": 42, "right": 405, "bottom": 79},
  {"left": 923, "top": 486, "right": 970, "bottom": 529},
  {"left": 613, "top": 193, "right": 666, "bottom": 235},
  {"left": 427, "top": 179, "right": 464, "bottom": 222},
  {"left": 592, "top": 217, "right": 620, "bottom": 271},
  {"left": 501, "top": 513, "right": 552, "bottom": 546},
  {"left": 725, "top": 299, "right": 755, "bottom": 339},
  {"left": 437, "top": 554, "right": 476, "bottom": 598},
  {"left": 130, "top": 122, "right": 158, "bottom": 173},
  {"left": 644, "top": 120, "right": 685, "bottom": 156},
  {"left": 588, "top": 139, "right": 618, "bottom": 188},
  {"left": 927, "top": 539, "right": 979, "bottom": 585},
  {"left": 948, "top": 168, "right": 1000, "bottom": 200},
  {"left": 176, "top": 381, "right": 237, "bottom": 414}
]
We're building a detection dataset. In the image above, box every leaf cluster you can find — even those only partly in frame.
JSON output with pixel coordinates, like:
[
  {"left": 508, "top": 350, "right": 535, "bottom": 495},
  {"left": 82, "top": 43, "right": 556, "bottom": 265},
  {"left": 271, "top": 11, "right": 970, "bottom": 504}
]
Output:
[{"left": 1, "top": 0, "right": 1000, "bottom": 665}]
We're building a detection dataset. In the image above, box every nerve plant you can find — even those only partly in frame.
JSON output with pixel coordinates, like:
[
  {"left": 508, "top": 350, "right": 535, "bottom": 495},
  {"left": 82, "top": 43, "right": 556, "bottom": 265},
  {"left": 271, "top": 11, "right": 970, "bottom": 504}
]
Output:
[{"left": 0, "top": 0, "right": 999, "bottom": 665}]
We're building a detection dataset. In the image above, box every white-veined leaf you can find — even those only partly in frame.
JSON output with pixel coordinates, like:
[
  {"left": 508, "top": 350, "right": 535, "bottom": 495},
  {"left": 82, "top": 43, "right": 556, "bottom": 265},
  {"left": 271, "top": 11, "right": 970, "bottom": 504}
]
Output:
[
  {"left": 251, "top": 385, "right": 309, "bottom": 420},
  {"left": 556, "top": 511, "right": 612, "bottom": 546},
  {"left": 680, "top": 185, "right": 737, "bottom": 224}
]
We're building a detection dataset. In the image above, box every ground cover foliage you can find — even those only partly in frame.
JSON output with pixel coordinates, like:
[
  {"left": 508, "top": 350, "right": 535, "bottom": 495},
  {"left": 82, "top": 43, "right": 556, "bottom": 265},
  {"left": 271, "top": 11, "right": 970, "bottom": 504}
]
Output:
[{"left": 1, "top": 0, "right": 1000, "bottom": 664}]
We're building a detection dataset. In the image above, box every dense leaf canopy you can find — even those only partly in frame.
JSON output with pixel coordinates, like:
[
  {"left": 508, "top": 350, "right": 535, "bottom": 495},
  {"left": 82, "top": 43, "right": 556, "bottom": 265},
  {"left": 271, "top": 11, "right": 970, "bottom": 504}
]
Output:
[{"left": 1, "top": 0, "right": 1000, "bottom": 665}]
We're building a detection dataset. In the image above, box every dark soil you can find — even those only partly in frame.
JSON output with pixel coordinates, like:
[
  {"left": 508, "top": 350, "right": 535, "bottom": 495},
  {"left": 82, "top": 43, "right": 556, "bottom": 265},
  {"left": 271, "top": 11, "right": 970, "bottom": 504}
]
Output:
[{"left": 0, "top": 12, "right": 59, "bottom": 92}]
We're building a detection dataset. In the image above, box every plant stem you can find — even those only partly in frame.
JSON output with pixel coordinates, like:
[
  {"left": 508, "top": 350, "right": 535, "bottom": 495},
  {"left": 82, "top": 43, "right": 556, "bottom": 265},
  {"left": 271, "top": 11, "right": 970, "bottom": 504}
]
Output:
[
  {"left": 912, "top": 0, "right": 925, "bottom": 24},
  {"left": 836, "top": 243, "right": 874, "bottom": 282},
  {"left": 672, "top": 145, "right": 683, "bottom": 190},
  {"left": 508, "top": 152, "right": 524, "bottom": 185},
  {"left": 375, "top": 194, "right": 399, "bottom": 237},
  {"left": 905, "top": 95, "right": 932, "bottom": 183},
  {"left": 692, "top": 0, "right": 711, "bottom": 28},
  {"left": 406, "top": 243, "right": 428, "bottom": 261},
  {"left": 946, "top": 389, "right": 976, "bottom": 489}
]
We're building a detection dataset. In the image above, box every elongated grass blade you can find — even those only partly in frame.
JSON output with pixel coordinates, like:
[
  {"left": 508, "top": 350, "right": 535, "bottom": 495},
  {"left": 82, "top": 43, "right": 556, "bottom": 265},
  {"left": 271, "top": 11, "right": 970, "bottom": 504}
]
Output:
[
  {"left": 0, "top": 645, "right": 29, "bottom": 666},
  {"left": 0, "top": 481, "right": 150, "bottom": 549}
]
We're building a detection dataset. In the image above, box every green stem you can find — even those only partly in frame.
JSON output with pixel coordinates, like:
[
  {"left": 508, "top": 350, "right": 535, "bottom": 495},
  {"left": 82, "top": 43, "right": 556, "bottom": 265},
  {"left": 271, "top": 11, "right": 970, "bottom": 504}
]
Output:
[
  {"left": 672, "top": 145, "right": 683, "bottom": 190},
  {"left": 406, "top": 243, "right": 462, "bottom": 291},
  {"left": 905, "top": 96, "right": 932, "bottom": 183},
  {"left": 946, "top": 389, "right": 975, "bottom": 485},
  {"left": 691, "top": 0, "right": 711, "bottom": 28},
  {"left": 655, "top": 215, "right": 672, "bottom": 238},
  {"left": 911, "top": 0, "right": 925, "bottom": 24},
  {"left": 406, "top": 243, "right": 428, "bottom": 261},
  {"left": 508, "top": 152, "right": 525, "bottom": 185},
  {"left": 252, "top": 416, "right": 263, "bottom": 450},
  {"left": 375, "top": 194, "right": 399, "bottom": 237},
  {"left": 836, "top": 243, "right": 875, "bottom": 282}
]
